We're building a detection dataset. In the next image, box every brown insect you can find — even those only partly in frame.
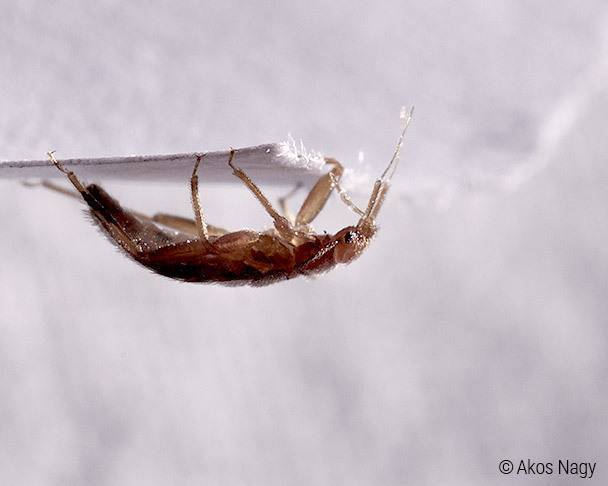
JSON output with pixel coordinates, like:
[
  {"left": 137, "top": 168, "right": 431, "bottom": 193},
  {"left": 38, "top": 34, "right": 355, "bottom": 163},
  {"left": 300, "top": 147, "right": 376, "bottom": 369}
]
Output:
[{"left": 42, "top": 110, "right": 412, "bottom": 286}]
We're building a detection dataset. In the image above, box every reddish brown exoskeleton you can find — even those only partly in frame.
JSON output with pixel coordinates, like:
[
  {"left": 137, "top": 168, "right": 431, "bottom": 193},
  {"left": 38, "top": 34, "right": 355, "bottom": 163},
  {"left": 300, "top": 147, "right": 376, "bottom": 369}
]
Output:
[{"left": 44, "top": 109, "right": 412, "bottom": 286}]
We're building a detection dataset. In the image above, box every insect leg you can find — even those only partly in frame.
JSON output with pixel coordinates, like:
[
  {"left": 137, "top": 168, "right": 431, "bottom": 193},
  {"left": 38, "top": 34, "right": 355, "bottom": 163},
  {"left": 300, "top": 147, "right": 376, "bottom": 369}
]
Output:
[
  {"left": 22, "top": 179, "right": 83, "bottom": 202},
  {"left": 190, "top": 155, "right": 210, "bottom": 241},
  {"left": 47, "top": 152, "right": 151, "bottom": 256},
  {"left": 47, "top": 151, "right": 87, "bottom": 194},
  {"left": 31, "top": 166, "right": 226, "bottom": 240},
  {"left": 293, "top": 158, "right": 363, "bottom": 226},
  {"left": 227, "top": 149, "right": 295, "bottom": 238},
  {"left": 277, "top": 182, "right": 303, "bottom": 225},
  {"left": 151, "top": 213, "right": 229, "bottom": 237}
]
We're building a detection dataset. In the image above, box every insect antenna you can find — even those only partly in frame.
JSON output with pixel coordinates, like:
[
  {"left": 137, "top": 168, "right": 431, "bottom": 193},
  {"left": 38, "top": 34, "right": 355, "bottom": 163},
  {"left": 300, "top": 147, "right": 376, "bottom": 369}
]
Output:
[
  {"left": 380, "top": 106, "right": 414, "bottom": 183},
  {"left": 359, "top": 106, "right": 414, "bottom": 226}
]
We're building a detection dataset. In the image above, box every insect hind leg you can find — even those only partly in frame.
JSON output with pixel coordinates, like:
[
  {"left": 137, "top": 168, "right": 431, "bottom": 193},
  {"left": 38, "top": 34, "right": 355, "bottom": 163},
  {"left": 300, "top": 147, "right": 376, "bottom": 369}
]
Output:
[
  {"left": 47, "top": 151, "right": 147, "bottom": 257},
  {"left": 22, "top": 179, "right": 83, "bottom": 202},
  {"left": 47, "top": 151, "right": 87, "bottom": 195}
]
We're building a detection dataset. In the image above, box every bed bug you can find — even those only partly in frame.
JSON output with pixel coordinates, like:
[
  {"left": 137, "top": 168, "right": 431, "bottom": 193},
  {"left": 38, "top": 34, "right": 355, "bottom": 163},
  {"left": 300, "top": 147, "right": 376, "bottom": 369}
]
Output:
[{"left": 41, "top": 109, "right": 413, "bottom": 286}]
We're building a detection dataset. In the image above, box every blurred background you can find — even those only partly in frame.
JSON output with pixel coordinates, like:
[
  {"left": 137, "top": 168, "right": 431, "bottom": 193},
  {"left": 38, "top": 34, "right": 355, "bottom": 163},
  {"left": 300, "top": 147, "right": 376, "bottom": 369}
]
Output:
[{"left": 1, "top": 1, "right": 606, "bottom": 484}]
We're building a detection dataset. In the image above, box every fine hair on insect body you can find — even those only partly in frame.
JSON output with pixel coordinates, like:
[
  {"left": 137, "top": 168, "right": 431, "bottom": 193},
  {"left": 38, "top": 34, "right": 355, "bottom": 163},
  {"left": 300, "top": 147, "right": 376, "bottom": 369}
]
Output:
[{"left": 39, "top": 108, "right": 413, "bottom": 286}]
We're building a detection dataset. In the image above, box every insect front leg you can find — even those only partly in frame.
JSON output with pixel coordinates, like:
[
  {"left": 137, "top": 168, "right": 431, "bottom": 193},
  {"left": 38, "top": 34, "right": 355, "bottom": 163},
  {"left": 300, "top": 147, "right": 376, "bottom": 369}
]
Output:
[
  {"left": 293, "top": 158, "right": 343, "bottom": 227},
  {"left": 296, "top": 157, "right": 366, "bottom": 225}
]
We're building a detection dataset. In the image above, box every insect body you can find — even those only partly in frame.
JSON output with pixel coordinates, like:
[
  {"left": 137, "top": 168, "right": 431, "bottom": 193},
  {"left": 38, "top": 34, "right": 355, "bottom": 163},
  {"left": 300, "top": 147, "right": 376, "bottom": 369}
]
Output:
[{"left": 45, "top": 110, "right": 412, "bottom": 286}]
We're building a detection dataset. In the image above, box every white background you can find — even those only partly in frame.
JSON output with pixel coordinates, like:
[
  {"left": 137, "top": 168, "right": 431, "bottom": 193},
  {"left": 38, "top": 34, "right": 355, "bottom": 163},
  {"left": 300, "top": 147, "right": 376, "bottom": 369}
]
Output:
[{"left": 1, "top": 2, "right": 606, "bottom": 484}]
